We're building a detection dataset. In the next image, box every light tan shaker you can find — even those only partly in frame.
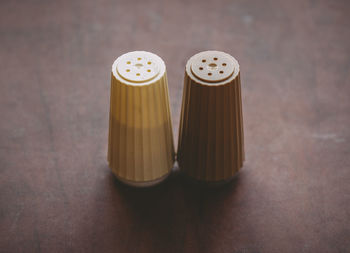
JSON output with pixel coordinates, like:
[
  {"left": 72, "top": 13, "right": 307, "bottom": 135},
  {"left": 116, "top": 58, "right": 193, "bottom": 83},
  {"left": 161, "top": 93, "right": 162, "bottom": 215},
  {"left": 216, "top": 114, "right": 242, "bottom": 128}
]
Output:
[{"left": 108, "top": 51, "right": 175, "bottom": 187}]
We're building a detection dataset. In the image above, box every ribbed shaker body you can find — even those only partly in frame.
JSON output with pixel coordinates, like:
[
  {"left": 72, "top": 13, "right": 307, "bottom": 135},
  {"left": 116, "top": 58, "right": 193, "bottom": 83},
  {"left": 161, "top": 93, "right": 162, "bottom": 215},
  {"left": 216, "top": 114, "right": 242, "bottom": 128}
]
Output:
[
  {"left": 108, "top": 51, "right": 175, "bottom": 187},
  {"left": 178, "top": 51, "right": 244, "bottom": 183}
]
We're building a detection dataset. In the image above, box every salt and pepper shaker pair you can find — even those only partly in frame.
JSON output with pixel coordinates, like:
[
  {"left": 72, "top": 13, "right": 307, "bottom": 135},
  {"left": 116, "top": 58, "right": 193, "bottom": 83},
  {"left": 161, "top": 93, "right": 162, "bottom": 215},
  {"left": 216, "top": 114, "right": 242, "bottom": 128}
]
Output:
[{"left": 108, "top": 50, "right": 244, "bottom": 187}]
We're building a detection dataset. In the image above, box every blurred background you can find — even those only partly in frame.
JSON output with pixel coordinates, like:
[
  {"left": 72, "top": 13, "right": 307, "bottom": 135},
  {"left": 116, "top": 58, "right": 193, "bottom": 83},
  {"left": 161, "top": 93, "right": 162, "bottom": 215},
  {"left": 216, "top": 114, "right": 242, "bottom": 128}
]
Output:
[{"left": 1, "top": 0, "right": 349, "bottom": 252}]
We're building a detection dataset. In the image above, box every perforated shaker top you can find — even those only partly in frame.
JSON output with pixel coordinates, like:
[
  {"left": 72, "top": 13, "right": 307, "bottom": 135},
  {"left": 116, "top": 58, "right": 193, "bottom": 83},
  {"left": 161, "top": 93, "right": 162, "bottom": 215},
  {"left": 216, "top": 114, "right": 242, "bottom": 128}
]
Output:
[
  {"left": 112, "top": 51, "right": 165, "bottom": 85},
  {"left": 187, "top": 51, "right": 240, "bottom": 85}
]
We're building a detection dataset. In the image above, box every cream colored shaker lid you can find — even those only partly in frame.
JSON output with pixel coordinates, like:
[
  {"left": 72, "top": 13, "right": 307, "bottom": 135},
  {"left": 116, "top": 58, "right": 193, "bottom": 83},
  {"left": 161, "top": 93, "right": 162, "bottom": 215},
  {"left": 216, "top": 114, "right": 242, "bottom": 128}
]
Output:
[{"left": 112, "top": 51, "right": 166, "bottom": 86}]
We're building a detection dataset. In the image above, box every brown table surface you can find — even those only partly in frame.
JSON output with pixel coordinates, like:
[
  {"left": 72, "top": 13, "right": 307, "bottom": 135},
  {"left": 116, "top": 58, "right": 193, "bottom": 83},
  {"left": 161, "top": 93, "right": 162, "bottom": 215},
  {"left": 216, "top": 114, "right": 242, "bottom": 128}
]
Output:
[{"left": 1, "top": 0, "right": 350, "bottom": 252}]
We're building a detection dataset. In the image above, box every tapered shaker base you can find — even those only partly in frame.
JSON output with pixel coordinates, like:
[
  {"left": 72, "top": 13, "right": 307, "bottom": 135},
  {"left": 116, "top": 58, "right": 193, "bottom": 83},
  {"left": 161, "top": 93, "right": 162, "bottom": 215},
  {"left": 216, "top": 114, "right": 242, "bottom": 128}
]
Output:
[{"left": 112, "top": 170, "right": 171, "bottom": 187}]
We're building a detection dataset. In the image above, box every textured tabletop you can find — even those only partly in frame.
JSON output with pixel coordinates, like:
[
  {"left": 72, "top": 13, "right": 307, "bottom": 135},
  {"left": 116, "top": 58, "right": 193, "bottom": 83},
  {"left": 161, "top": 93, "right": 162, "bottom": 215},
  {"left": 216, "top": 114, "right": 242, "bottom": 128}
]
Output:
[{"left": 1, "top": 0, "right": 349, "bottom": 252}]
